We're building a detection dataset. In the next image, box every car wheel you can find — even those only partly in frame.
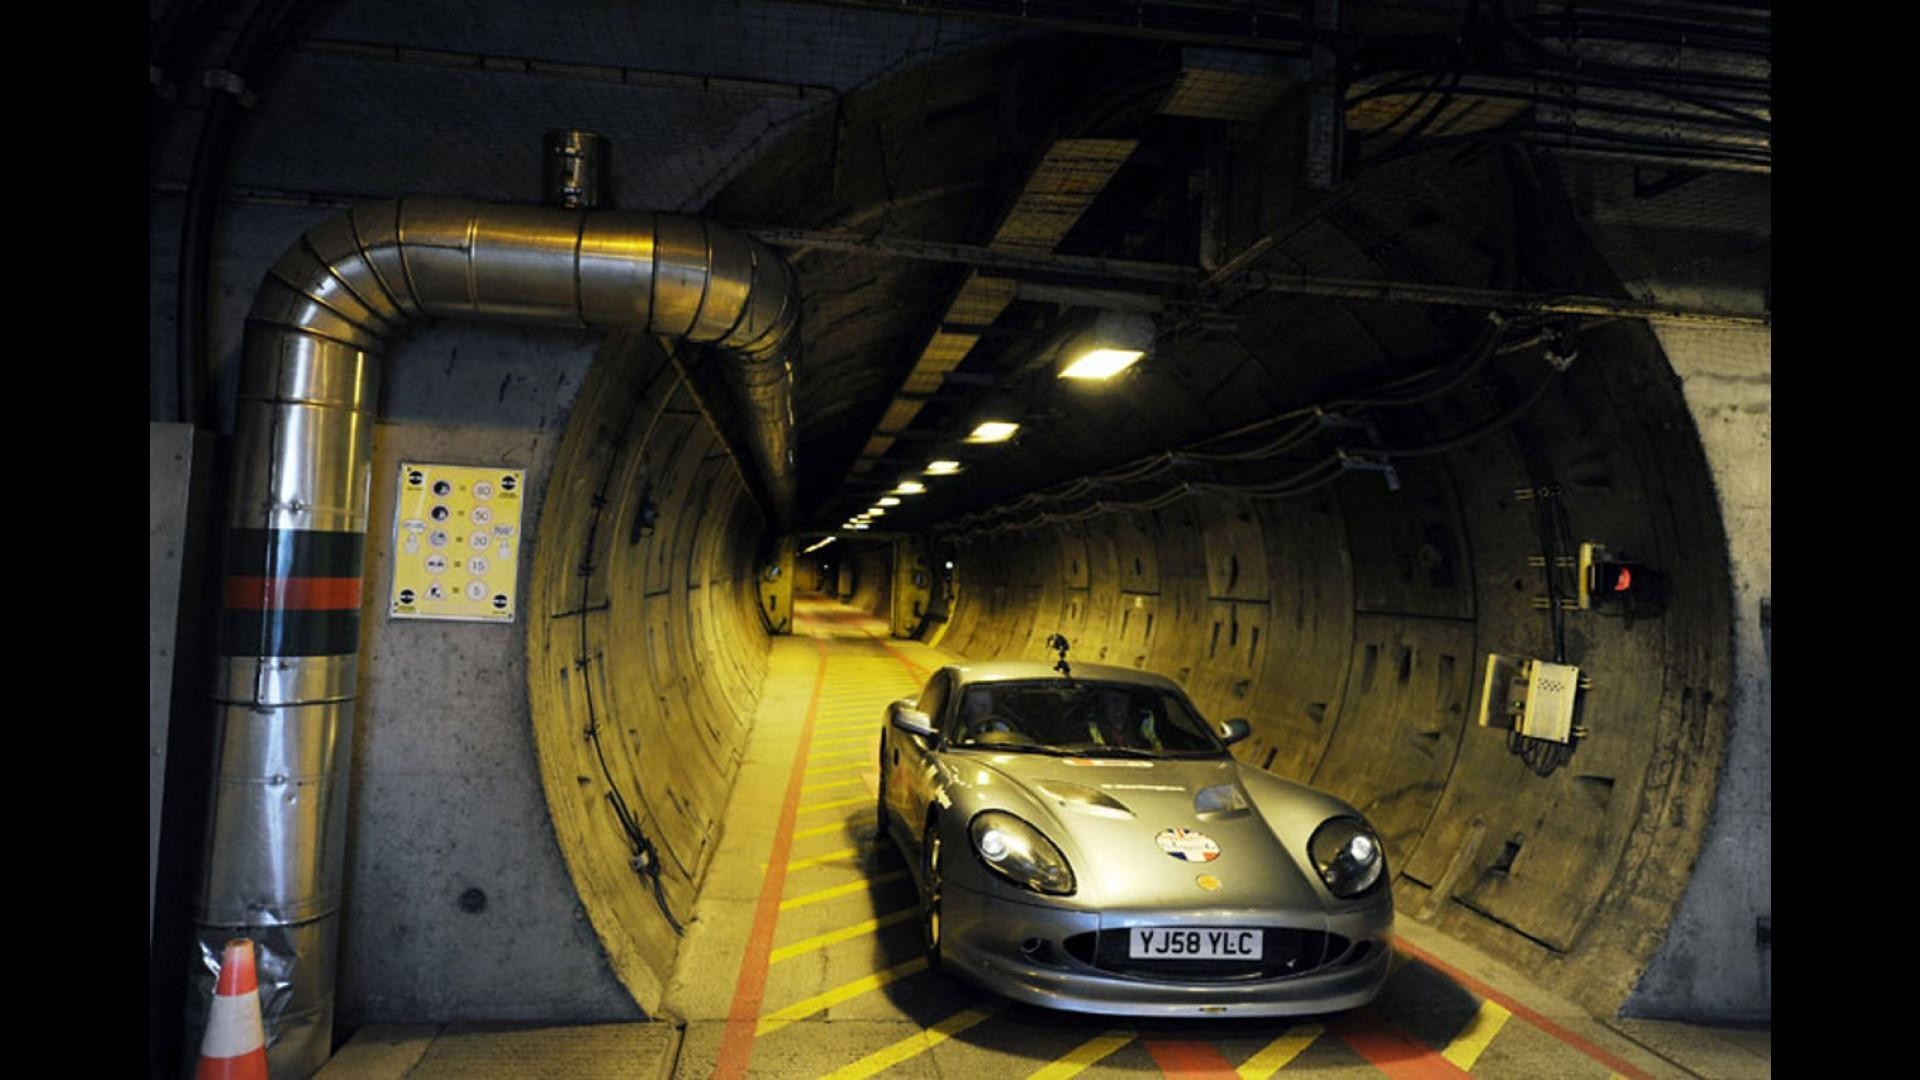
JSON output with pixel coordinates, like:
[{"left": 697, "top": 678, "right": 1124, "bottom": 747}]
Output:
[{"left": 921, "top": 823, "right": 945, "bottom": 972}]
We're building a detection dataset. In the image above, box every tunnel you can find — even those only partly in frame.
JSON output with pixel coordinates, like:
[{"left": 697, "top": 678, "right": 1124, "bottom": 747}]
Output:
[{"left": 150, "top": 2, "right": 1770, "bottom": 1077}]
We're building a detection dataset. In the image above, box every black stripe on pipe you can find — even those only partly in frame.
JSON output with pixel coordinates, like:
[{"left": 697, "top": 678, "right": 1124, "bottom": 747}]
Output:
[
  {"left": 225, "top": 529, "right": 365, "bottom": 578},
  {"left": 219, "top": 609, "right": 362, "bottom": 658}
]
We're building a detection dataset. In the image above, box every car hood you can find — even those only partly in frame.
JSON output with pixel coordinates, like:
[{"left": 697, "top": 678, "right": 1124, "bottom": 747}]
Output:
[{"left": 957, "top": 753, "right": 1327, "bottom": 914}]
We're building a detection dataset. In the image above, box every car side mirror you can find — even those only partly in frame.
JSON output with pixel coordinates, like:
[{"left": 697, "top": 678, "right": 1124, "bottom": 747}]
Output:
[
  {"left": 889, "top": 701, "right": 938, "bottom": 741},
  {"left": 1218, "top": 718, "right": 1251, "bottom": 746}
]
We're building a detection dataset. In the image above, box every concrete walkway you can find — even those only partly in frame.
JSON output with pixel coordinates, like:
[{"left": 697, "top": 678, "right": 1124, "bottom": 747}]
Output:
[{"left": 321, "top": 597, "right": 1769, "bottom": 1079}]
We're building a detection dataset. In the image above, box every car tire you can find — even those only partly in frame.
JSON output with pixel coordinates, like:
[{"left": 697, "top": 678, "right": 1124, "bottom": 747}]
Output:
[{"left": 920, "top": 821, "right": 945, "bottom": 973}]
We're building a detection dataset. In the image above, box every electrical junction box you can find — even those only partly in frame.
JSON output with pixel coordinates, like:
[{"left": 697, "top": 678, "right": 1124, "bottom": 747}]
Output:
[
  {"left": 1477, "top": 654, "right": 1582, "bottom": 744},
  {"left": 1520, "top": 660, "right": 1580, "bottom": 744}
]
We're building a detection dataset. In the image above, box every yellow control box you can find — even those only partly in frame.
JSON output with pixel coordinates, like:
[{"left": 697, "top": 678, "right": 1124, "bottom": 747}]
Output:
[{"left": 390, "top": 462, "right": 526, "bottom": 622}]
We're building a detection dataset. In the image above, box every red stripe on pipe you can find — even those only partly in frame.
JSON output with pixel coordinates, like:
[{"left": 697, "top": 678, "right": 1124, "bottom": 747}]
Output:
[
  {"left": 1143, "top": 1039, "right": 1239, "bottom": 1078},
  {"left": 1329, "top": 1011, "right": 1467, "bottom": 1080},
  {"left": 223, "top": 575, "right": 363, "bottom": 611},
  {"left": 1392, "top": 939, "right": 1654, "bottom": 1080},
  {"left": 712, "top": 634, "right": 829, "bottom": 1080}
]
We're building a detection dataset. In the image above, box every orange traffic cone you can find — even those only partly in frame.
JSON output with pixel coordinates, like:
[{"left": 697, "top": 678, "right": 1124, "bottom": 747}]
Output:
[{"left": 196, "top": 938, "right": 269, "bottom": 1079}]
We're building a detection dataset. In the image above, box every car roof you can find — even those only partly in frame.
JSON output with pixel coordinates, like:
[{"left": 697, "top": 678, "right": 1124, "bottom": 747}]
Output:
[{"left": 945, "top": 659, "right": 1186, "bottom": 694}]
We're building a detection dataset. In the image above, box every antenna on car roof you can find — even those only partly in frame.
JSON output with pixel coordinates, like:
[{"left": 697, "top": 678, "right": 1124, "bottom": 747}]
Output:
[{"left": 1046, "top": 633, "right": 1072, "bottom": 680}]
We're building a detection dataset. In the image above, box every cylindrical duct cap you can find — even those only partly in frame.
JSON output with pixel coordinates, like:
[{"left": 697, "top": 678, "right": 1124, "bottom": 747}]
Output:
[{"left": 543, "top": 130, "right": 610, "bottom": 209}]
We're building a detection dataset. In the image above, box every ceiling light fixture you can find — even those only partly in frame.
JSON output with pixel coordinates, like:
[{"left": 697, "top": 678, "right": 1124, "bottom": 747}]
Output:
[
  {"left": 922, "top": 463, "right": 959, "bottom": 477},
  {"left": 1058, "top": 310, "right": 1153, "bottom": 382},
  {"left": 897, "top": 478, "right": 931, "bottom": 491},
  {"left": 877, "top": 497, "right": 901, "bottom": 506},
  {"left": 966, "top": 420, "right": 1020, "bottom": 444}
]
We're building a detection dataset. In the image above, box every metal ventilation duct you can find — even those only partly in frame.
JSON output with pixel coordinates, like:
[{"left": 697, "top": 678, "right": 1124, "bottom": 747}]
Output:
[{"left": 190, "top": 198, "right": 799, "bottom": 1076}]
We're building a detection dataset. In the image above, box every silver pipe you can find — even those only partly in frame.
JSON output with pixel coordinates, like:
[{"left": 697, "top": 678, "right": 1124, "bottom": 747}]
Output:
[{"left": 191, "top": 197, "right": 799, "bottom": 1076}]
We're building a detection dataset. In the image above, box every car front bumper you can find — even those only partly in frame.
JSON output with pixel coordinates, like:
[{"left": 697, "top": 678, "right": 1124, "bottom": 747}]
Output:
[{"left": 939, "top": 881, "right": 1393, "bottom": 1018}]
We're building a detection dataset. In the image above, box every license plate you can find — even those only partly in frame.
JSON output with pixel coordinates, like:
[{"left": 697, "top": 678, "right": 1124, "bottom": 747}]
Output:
[{"left": 1128, "top": 927, "right": 1263, "bottom": 960}]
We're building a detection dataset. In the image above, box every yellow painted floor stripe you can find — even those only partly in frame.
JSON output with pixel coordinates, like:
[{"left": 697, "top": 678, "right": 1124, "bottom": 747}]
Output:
[
  {"left": 1440, "top": 999, "right": 1512, "bottom": 1072},
  {"left": 799, "top": 794, "right": 872, "bottom": 813},
  {"left": 769, "top": 909, "right": 916, "bottom": 965},
  {"left": 805, "top": 749, "right": 872, "bottom": 764},
  {"left": 778, "top": 847, "right": 860, "bottom": 872},
  {"left": 1026, "top": 1029, "right": 1134, "bottom": 1080},
  {"left": 801, "top": 777, "right": 866, "bottom": 794},
  {"left": 756, "top": 957, "right": 928, "bottom": 1036},
  {"left": 817, "top": 1004, "right": 999, "bottom": 1080},
  {"left": 1237, "top": 1023, "right": 1323, "bottom": 1079},
  {"left": 804, "top": 762, "right": 870, "bottom": 778},
  {"left": 811, "top": 733, "right": 878, "bottom": 747},
  {"left": 793, "top": 817, "right": 870, "bottom": 841},
  {"left": 782, "top": 871, "right": 908, "bottom": 911}
]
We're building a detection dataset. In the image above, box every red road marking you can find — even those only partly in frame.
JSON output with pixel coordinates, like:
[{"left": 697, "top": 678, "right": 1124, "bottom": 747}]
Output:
[
  {"left": 867, "top": 630, "right": 933, "bottom": 682},
  {"left": 1329, "top": 1011, "right": 1467, "bottom": 1079},
  {"left": 1143, "top": 1039, "right": 1239, "bottom": 1079},
  {"left": 712, "top": 634, "right": 829, "bottom": 1080},
  {"left": 1392, "top": 939, "right": 1653, "bottom": 1080}
]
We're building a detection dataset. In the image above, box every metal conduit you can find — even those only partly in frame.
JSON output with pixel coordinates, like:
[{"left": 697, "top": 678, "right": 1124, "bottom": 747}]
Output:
[{"left": 191, "top": 197, "right": 799, "bottom": 1076}]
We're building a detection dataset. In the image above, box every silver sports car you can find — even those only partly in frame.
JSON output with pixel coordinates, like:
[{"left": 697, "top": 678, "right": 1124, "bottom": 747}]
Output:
[{"left": 876, "top": 657, "right": 1393, "bottom": 1017}]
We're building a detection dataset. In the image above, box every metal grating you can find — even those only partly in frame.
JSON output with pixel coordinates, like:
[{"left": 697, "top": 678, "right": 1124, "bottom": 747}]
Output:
[{"left": 1161, "top": 47, "right": 1300, "bottom": 121}]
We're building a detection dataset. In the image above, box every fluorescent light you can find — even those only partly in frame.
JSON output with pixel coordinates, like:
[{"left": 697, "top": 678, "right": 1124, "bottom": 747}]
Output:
[
  {"left": 1060, "top": 347, "right": 1144, "bottom": 381},
  {"left": 802, "top": 536, "right": 835, "bottom": 554},
  {"left": 922, "top": 463, "right": 959, "bottom": 477},
  {"left": 896, "top": 478, "right": 931, "bottom": 491},
  {"left": 877, "top": 497, "right": 901, "bottom": 506},
  {"left": 850, "top": 523, "right": 869, "bottom": 529},
  {"left": 966, "top": 421, "right": 1019, "bottom": 444},
  {"left": 866, "top": 506, "right": 886, "bottom": 516}
]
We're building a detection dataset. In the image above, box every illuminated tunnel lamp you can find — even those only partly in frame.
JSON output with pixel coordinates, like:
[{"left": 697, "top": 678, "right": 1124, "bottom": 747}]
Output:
[
  {"left": 966, "top": 421, "right": 1020, "bottom": 444},
  {"left": 922, "top": 463, "right": 959, "bottom": 477},
  {"left": 896, "top": 478, "right": 932, "bottom": 491},
  {"left": 849, "top": 523, "right": 870, "bottom": 530},
  {"left": 877, "top": 497, "right": 901, "bottom": 506},
  {"left": 802, "top": 536, "right": 835, "bottom": 554},
  {"left": 1059, "top": 310, "right": 1153, "bottom": 382},
  {"left": 866, "top": 506, "right": 887, "bottom": 516},
  {"left": 1059, "top": 347, "right": 1144, "bottom": 381}
]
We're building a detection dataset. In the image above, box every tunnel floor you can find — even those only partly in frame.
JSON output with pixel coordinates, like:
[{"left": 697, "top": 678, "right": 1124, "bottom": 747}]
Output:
[{"left": 322, "top": 596, "right": 1767, "bottom": 1079}]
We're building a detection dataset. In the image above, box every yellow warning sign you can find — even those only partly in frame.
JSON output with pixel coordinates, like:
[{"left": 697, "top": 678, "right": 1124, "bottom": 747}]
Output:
[{"left": 390, "top": 462, "right": 526, "bottom": 622}]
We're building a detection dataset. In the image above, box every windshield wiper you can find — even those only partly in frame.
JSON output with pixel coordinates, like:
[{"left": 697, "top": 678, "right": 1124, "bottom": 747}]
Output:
[{"left": 1072, "top": 746, "right": 1163, "bottom": 759}]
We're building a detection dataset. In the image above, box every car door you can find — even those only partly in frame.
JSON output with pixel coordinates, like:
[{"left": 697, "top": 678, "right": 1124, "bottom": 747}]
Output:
[{"left": 892, "top": 668, "right": 950, "bottom": 847}]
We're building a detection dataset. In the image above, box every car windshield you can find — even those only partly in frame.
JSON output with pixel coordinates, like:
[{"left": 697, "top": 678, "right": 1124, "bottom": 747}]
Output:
[{"left": 949, "top": 680, "right": 1226, "bottom": 758}]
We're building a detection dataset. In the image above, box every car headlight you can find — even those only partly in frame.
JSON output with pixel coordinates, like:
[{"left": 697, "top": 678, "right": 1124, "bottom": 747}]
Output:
[
  {"left": 1308, "top": 817, "right": 1385, "bottom": 898},
  {"left": 968, "top": 811, "right": 1075, "bottom": 895}
]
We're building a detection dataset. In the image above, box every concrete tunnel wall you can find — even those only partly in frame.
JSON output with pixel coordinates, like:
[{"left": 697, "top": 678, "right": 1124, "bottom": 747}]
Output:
[
  {"left": 526, "top": 333, "right": 774, "bottom": 1015},
  {"left": 929, "top": 317, "right": 1735, "bottom": 1020}
]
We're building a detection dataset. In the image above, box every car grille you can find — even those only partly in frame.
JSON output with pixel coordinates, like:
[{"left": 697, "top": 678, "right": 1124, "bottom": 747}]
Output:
[{"left": 1062, "top": 929, "right": 1348, "bottom": 981}]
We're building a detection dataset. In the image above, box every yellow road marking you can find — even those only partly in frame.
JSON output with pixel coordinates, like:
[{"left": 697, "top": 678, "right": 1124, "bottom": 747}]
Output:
[
  {"left": 817, "top": 1004, "right": 999, "bottom": 1079},
  {"left": 811, "top": 734, "right": 878, "bottom": 748},
  {"left": 1237, "top": 1023, "right": 1323, "bottom": 1079},
  {"left": 793, "top": 818, "right": 869, "bottom": 841},
  {"left": 1027, "top": 1029, "right": 1134, "bottom": 1080},
  {"left": 777, "top": 847, "right": 860, "bottom": 872},
  {"left": 770, "top": 909, "right": 916, "bottom": 965},
  {"left": 805, "top": 749, "right": 873, "bottom": 764},
  {"left": 1440, "top": 999, "right": 1512, "bottom": 1072},
  {"left": 756, "top": 957, "right": 928, "bottom": 1036},
  {"left": 803, "top": 762, "right": 870, "bottom": 778},
  {"left": 801, "top": 777, "right": 866, "bottom": 794},
  {"left": 799, "top": 794, "right": 872, "bottom": 813},
  {"left": 782, "top": 871, "right": 908, "bottom": 910}
]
